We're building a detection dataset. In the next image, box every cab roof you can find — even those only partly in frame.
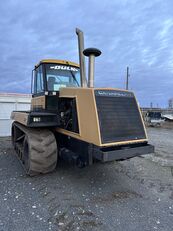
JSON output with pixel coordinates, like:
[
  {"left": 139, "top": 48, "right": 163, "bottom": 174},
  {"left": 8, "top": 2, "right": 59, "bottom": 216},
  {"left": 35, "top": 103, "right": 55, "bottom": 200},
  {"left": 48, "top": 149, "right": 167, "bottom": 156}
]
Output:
[{"left": 35, "top": 59, "right": 79, "bottom": 68}]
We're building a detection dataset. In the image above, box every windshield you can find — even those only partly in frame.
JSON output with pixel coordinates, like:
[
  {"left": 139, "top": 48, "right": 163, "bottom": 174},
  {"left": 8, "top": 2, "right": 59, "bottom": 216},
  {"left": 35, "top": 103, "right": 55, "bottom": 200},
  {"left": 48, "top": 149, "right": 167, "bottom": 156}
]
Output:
[{"left": 45, "top": 64, "right": 80, "bottom": 91}]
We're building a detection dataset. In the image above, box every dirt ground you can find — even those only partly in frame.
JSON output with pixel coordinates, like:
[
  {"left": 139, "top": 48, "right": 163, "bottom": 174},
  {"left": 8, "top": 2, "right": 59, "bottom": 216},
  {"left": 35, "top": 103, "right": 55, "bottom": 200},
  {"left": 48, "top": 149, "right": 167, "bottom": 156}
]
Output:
[{"left": 0, "top": 128, "right": 173, "bottom": 231}]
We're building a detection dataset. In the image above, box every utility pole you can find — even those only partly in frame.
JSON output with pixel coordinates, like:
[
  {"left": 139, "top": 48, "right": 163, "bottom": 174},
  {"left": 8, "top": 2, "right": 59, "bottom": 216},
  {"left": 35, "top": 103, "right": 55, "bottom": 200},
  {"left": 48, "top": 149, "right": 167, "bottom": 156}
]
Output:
[{"left": 126, "top": 66, "right": 129, "bottom": 90}]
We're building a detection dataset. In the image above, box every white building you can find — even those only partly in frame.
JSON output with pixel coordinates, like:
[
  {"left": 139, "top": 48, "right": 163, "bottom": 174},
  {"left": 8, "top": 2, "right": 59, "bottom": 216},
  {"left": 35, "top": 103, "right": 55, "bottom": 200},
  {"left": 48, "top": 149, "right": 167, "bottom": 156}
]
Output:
[{"left": 0, "top": 93, "right": 31, "bottom": 136}]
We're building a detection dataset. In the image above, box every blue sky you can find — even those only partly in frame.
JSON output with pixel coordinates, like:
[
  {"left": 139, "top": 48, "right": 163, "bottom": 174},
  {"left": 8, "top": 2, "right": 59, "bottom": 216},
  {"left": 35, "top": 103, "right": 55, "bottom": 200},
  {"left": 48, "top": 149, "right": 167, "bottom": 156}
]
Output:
[{"left": 0, "top": 0, "right": 172, "bottom": 107}]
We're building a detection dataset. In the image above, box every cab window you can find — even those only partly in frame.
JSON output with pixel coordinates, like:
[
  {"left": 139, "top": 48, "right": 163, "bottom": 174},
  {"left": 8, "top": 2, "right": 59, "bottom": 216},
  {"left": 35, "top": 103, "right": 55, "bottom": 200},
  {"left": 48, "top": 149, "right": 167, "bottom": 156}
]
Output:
[
  {"left": 45, "top": 64, "right": 80, "bottom": 91},
  {"left": 35, "top": 65, "right": 44, "bottom": 94}
]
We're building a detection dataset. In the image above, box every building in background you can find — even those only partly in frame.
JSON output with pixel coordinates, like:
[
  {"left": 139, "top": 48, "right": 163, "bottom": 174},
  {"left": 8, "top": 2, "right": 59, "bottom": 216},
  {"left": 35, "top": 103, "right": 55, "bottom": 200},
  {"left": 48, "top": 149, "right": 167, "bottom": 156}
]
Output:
[{"left": 0, "top": 93, "right": 31, "bottom": 136}]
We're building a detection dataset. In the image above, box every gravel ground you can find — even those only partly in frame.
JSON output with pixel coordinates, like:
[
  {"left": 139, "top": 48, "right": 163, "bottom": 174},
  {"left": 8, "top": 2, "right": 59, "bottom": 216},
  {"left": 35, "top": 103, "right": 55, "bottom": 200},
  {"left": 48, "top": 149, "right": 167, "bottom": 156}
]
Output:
[
  {"left": 0, "top": 128, "right": 173, "bottom": 231},
  {"left": 146, "top": 127, "right": 173, "bottom": 166}
]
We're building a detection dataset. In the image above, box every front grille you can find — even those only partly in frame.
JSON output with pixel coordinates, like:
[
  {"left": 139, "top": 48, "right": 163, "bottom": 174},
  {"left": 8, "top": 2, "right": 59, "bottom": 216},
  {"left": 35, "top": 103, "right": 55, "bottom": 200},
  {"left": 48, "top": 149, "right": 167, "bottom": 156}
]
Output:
[{"left": 95, "top": 90, "right": 146, "bottom": 144}]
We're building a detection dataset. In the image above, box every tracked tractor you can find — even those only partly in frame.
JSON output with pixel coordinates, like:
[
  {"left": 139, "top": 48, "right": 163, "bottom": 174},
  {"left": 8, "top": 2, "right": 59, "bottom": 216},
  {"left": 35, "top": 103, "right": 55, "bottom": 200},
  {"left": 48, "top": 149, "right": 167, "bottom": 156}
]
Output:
[{"left": 11, "top": 28, "right": 154, "bottom": 176}]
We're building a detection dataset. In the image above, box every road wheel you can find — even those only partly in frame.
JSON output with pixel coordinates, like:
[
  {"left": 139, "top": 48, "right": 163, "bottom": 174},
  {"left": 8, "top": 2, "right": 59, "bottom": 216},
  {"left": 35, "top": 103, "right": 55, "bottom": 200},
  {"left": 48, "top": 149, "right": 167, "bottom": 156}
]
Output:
[{"left": 23, "top": 129, "right": 57, "bottom": 176}]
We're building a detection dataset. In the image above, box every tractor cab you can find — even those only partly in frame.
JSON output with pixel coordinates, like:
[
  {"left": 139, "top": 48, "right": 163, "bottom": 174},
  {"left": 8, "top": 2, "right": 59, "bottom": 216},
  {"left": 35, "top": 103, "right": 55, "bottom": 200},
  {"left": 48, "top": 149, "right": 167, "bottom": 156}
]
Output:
[
  {"left": 30, "top": 59, "right": 80, "bottom": 112},
  {"left": 32, "top": 59, "right": 81, "bottom": 96}
]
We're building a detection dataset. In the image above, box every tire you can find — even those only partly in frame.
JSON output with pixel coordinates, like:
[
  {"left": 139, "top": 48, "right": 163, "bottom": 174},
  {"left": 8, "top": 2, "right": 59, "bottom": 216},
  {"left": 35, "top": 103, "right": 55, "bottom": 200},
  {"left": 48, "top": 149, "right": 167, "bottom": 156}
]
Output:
[{"left": 23, "top": 129, "right": 58, "bottom": 176}]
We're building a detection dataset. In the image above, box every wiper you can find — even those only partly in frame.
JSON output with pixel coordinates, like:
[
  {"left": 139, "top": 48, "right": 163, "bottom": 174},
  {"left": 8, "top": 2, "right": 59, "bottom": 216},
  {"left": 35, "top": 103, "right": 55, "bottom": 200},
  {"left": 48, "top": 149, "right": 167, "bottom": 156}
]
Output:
[{"left": 70, "top": 71, "right": 80, "bottom": 86}]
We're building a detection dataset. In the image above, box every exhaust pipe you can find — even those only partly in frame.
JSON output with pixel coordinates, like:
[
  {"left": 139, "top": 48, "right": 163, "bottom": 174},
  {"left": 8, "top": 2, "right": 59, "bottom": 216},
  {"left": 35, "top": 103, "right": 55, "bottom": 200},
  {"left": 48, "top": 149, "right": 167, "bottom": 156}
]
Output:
[
  {"left": 83, "top": 48, "right": 101, "bottom": 88},
  {"left": 76, "top": 28, "right": 87, "bottom": 87}
]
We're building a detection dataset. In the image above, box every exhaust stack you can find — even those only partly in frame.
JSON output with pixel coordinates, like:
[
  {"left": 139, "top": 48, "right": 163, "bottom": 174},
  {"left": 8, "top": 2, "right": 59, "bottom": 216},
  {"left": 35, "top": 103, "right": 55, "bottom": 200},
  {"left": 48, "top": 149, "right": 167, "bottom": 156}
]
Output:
[
  {"left": 83, "top": 48, "right": 101, "bottom": 88},
  {"left": 76, "top": 28, "right": 87, "bottom": 87}
]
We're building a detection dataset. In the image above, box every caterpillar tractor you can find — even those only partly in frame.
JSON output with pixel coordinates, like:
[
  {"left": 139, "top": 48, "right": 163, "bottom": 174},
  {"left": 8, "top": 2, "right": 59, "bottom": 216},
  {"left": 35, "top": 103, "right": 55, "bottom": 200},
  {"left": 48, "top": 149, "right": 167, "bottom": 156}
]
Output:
[{"left": 11, "top": 28, "right": 154, "bottom": 176}]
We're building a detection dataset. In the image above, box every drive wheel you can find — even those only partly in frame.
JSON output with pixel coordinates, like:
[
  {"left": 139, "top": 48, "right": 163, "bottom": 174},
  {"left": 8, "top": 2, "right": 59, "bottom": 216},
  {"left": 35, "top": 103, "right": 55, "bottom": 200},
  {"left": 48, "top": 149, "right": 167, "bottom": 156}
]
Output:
[{"left": 23, "top": 129, "right": 58, "bottom": 176}]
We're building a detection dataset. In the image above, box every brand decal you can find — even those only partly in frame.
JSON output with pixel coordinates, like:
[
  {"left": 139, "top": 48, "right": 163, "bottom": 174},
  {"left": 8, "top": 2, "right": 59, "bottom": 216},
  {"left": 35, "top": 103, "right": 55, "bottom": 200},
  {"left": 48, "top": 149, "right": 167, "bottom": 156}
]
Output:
[
  {"left": 50, "top": 65, "right": 78, "bottom": 72},
  {"left": 95, "top": 90, "right": 133, "bottom": 98}
]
